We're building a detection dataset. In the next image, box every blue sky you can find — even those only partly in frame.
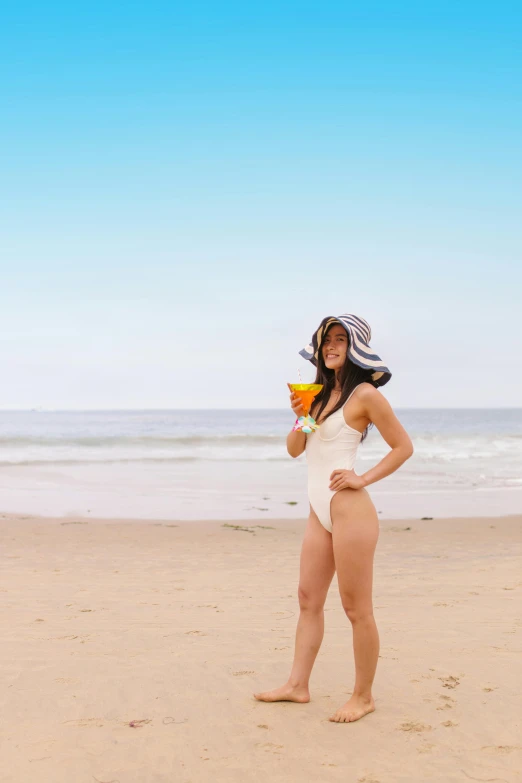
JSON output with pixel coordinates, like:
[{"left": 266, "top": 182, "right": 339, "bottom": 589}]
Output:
[{"left": 1, "top": 1, "right": 520, "bottom": 408}]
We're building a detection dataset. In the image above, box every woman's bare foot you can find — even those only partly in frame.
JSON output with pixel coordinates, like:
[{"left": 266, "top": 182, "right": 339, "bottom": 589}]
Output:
[
  {"left": 253, "top": 682, "right": 310, "bottom": 703},
  {"left": 328, "top": 693, "right": 375, "bottom": 722}
]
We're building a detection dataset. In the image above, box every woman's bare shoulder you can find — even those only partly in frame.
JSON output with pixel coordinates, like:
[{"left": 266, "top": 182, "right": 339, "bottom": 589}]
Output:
[
  {"left": 355, "top": 383, "right": 394, "bottom": 419},
  {"left": 356, "top": 383, "right": 383, "bottom": 401}
]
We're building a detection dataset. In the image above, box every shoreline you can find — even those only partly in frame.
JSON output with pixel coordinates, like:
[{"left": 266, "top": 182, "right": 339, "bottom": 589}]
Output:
[
  {"left": 2, "top": 508, "right": 522, "bottom": 527},
  {"left": 2, "top": 458, "right": 522, "bottom": 522}
]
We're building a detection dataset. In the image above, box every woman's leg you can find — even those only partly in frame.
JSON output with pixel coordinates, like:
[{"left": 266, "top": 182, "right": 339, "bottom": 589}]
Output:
[
  {"left": 329, "top": 487, "right": 380, "bottom": 722},
  {"left": 254, "top": 507, "right": 336, "bottom": 702}
]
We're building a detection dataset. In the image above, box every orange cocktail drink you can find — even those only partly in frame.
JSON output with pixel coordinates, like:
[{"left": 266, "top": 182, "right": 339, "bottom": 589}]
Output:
[{"left": 287, "top": 383, "right": 323, "bottom": 433}]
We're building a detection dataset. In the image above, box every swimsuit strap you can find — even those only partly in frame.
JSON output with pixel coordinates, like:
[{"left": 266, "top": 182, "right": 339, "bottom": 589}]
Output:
[
  {"left": 345, "top": 382, "right": 366, "bottom": 404},
  {"left": 315, "top": 382, "right": 366, "bottom": 425}
]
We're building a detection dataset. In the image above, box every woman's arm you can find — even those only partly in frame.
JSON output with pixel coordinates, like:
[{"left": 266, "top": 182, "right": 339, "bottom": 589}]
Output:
[
  {"left": 329, "top": 385, "right": 414, "bottom": 491},
  {"left": 287, "top": 428, "right": 307, "bottom": 458},
  {"left": 286, "top": 392, "right": 307, "bottom": 458},
  {"left": 359, "top": 386, "right": 414, "bottom": 487}
]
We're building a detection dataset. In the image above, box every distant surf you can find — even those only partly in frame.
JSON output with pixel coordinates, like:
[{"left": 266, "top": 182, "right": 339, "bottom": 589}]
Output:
[{"left": 0, "top": 408, "right": 521, "bottom": 520}]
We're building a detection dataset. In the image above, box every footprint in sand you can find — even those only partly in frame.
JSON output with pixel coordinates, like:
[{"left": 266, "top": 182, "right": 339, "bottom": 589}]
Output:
[
  {"left": 411, "top": 673, "right": 434, "bottom": 683},
  {"left": 436, "top": 695, "right": 455, "bottom": 711},
  {"left": 481, "top": 745, "right": 521, "bottom": 755},
  {"left": 358, "top": 777, "right": 380, "bottom": 783},
  {"left": 482, "top": 686, "right": 497, "bottom": 692},
  {"left": 233, "top": 670, "right": 255, "bottom": 676},
  {"left": 441, "top": 720, "right": 459, "bottom": 727},
  {"left": 397, "top": 721, "right": 432, "bottom": 732},
  {"left": 439, "top": 675, "right": 460, "bottom": 689},
  {"left": 184, "top": 630, "right": 207, "bottom": 635}
]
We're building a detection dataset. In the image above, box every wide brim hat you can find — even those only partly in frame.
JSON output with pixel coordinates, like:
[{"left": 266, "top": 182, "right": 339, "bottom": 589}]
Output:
[{"left": 299, "top": 313, "right": 391, "bottom": 387}]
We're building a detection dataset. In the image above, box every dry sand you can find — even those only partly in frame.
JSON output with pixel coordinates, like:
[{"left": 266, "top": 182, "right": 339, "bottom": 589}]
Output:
[{"left": 1, "top": 512, "right": 521, "bottom": 783}]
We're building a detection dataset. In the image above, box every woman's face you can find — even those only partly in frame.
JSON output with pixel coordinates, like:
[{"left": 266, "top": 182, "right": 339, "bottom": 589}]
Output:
[{"left": 321, "top": 324, "right": 348, "bottom": 372}]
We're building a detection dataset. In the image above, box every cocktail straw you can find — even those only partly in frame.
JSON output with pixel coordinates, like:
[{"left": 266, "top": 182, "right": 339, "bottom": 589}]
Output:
[{"left": 298, "top": 368, "right": 303, "bottom": 383}]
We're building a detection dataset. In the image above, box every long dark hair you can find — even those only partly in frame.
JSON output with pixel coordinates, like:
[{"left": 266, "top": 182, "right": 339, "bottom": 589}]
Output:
[{"left": 312, "top": 323, "right": 376, "bottom": 443}]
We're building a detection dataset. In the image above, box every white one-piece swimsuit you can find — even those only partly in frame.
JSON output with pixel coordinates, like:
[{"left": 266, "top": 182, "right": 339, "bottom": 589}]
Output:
[{"left": 305, "top": 384, "right": 364, "bottom": 533}]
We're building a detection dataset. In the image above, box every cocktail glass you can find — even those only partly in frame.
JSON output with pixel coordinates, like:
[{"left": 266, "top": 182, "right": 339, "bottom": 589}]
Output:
[{"left": 287, "top": 383, "right": 323, "bottom": 433}]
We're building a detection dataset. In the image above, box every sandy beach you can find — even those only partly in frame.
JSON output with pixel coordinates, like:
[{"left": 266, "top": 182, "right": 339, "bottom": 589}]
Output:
[{"left": 2, "top": 512, "right": 521, "bottom": 783}]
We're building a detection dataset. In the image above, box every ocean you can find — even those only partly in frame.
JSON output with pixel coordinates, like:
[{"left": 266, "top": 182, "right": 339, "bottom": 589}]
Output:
[{"left": 0, "top": 409, "right": 521, "bottom": 521}]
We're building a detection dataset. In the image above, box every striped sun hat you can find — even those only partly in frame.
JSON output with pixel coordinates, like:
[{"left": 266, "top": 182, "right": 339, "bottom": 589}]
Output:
[{"left": 299, "top": 313, "right": 391, "bottom": 387}]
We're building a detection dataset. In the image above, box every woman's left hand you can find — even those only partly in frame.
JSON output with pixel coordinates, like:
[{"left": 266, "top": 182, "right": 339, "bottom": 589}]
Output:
[{"left": 329, "top": 469, "right": 366, "bottom": 491}]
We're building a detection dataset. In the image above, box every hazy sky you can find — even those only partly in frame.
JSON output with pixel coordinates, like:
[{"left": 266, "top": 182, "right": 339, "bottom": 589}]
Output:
[{"left": 1, "top": 1, "right": 520, "bottom": 409}]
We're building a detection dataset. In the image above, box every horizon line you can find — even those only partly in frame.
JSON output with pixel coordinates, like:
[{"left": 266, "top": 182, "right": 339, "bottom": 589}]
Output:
[{"left": 1, "top": 407, "right": 521, "bottom": 413}]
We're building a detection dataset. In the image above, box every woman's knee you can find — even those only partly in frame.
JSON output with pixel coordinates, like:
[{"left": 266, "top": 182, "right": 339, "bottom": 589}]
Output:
[
  {"left": 340, "top": 597, "right": 374, "bottom": 624},
  {"left": 298, "top": 583, "right": 326, "bottom": 613}
]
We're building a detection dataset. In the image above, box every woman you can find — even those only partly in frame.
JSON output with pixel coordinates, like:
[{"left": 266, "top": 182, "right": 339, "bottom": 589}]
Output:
[{"left": 254, "top": 313, "right": 414, "bottom": 723}]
